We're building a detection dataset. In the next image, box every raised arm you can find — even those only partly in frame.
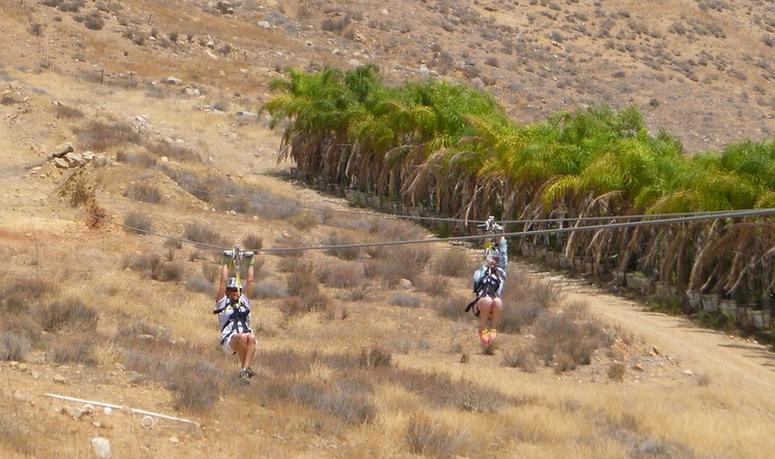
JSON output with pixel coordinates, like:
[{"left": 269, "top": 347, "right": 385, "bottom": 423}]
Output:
[
  {"left": 244, "top": 259, "right": 255, "bottom": 299},
  {"left": 215, "top": 263, "right": 228, "bottom": 301}
]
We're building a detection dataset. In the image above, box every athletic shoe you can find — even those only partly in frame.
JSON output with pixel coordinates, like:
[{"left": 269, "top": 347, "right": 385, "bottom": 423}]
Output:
[
  {"left": 245, "top": 367, "right": 256, "bottom": 378},
  {"left": 479, "top": 328, "right": 490, "bottom": 345},
  {"left": 238, "top": 369, "right": 251, "bottom": 384},
  {"left": 488, "top": 328, "right": 498, "bottom": 342}
]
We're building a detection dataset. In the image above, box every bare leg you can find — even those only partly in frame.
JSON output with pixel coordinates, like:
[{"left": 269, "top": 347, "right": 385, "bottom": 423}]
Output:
[
  {"left": 477, "top": 297, "right": 493, "bottom": 344},
  {"left": 230, "top": 334, "right": 249, "bottom": 369},
  {"left": 489, "top": 298, "right": 503, "bottom": 341},
  {"left": 243, "top": 334, "right": 257, "bottom": 370}
]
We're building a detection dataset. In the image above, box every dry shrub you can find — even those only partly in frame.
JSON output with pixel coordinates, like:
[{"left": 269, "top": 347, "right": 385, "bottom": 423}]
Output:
[
  {"left": 152, "top": 261, "right": 183, "bottom": 282},
  {"left": 316, "top": 262, "right": 364, "bottom": 288},
  {"left": 81, "top": 12, "right": 104, "bottom": 30},
  {"left": 607, "top": 362, "right": 626, "bottom": 381},
  {"left": 124, "top": 183, "right": 162, "bottom": 203},
  {"left": 86, "top": 201, "right": 108, "bottom": 229},
  {"left": 431, "top": 247, "right": 468, "bottom": 277},
  {"left": 324, "top": 233, "right": 361, "bottom": 260},
  {"left": 287, "top": 270, "right": 320, "bottom": 297},
  {"left": 49, "top": 335, "right": 96, "bottom": 365},
  {"left": 37, "top": 298, "right": 98, "bottom": 332},
  {"left": 251, "top": 280, "right": 289, "bottom": 299},
  {"left": 117, "top": 320, "right": 170, "bottom": 341},
  {"left": 499, "top": 271, "right": 561, "bottom": 332},
  {"left": 359, "top": 346, "right": 392, "bottom": 369},
  {"left": 390, "top": 293, "right": 421, "bottom": 308},
  {"left": 185, "top": 275, "right": 212, "bottom": 293},
  {"left": 54, "top": 103, "right": 83, "bottom": 119},
  {"left": 290, "top": 210, "right": 319, "bottom": 230},
  {"left": 0, "top": 332, "right": 31, "bottom": 361},
  {"left": 116, "top": 150, "right": 156, "bottom": 166},
  {"left": 59, "top": 169, "right": 97, "bottom": 208},
  {"left": 369, "top": 246, "right": 430, "bottom": 286},
  {"left": 0, "top": 412, "right": 34, "bottom": 456},
  {"left": 57, "top": 1, "right": 83, "bottom": 12},
  {"left": 435, "top": 295, "right": 468, "bottom": 320},
  {"left": 406, "top": 414, "right": 468, "bottom": 457},
  {"left": 502, "top": 347, "right": 537, "bottom": 372},
  {"left": 123, "top": 344, "right": 224, "bottom": 410},
  {"left": 123, "top": 253, "right": 161, "bottom": 276},
  {"left": 0, "top": 279, "right": 54, "bottom": 315},
  {"left": 697, "top": 373, "right": 711, "bottom": 387},
  {"left": 145, "top": 140, "right": 200, "bottom": 162},
  {"left": 74, "top": 121, "right": 141, "bottom": 151},
  {"left": 123, "top": 211, "right": 152, "bottom": 234},
  {"left": 390, "top": 368, "right": 515, "bottom": 412},
  {"left": 242, "top": 233, "right": 263, "bottom": 250},
  {"left": 183, "top": 222, "right": 226, "bottom": 248},
  {"left": 532, "top": 302, "right": 613, "bottom": 371},
  {"left": 416, "top": 274, "right": 449, "bottom": 297}
]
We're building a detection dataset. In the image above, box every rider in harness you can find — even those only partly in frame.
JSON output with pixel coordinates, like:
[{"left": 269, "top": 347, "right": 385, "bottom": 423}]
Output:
[
  {"left": 213, "top": 254, "right": 257, "bottom": 383},
  {"left": 467, "top": 236, "right": 508, "bottom": 345}
]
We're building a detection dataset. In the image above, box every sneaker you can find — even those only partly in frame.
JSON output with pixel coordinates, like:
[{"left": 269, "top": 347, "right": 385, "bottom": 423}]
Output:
[
  {"left": 245, "top": 367, "right": 256, "bottom": 378},
  {"left": 238, "top": 369, "right": 251, "bottom": 384},
  {"left": 488, "top": 328, "right": 498, "bottom": 342},
  {"left": 479, "top": 328, "right": 490, "bottom": 345}
]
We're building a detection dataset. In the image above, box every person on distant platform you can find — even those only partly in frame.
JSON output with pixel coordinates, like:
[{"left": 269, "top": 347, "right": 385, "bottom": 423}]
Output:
[
  {"left": 213, "top": 259, "right": 257, "bottom": 383},
  {"left": 470, "top": 237, "right": 508, "bottom": 345}
]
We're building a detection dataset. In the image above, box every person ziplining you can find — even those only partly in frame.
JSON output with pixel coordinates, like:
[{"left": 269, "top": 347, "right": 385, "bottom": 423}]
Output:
[
  {"left": 466, "top": 216, "right": 508, "bottom": 346},
  {"left": 213, "top": 246, "right": 258, "bottom": 383}
]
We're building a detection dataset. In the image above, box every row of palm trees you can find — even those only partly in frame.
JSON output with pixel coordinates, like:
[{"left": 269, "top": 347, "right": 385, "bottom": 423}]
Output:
[{"left": 265, "top": 65, "right": 775, "bottom": 309}]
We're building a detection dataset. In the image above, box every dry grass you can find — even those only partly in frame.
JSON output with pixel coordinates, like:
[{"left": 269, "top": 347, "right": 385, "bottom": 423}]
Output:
[
  {"left": 53, "top": 103, "right": 83, "bottom": 119},
  {"left": 502, "top": 346, "right": 538, "bottom": 372},
  {"left": 607, "top": 362, "right": 626, "bottom": 381},
  {"left": 324, "top": 232, "right": 362, "bottom": 260},
  {"left": 406, "top": 413, "right": 468, "bottom": 457},
  {"left": 0, "top": 331, "right": 31, "bottom": 361},
  {"left": 533, "top": 302, "right": 614, "bottom": 371},
  {"left": 389, "top": 293, "right": 421, "bottom": 308},
  {"left": 316, "top": 262, "right": 364, "bottom": 288},
  {"left": 123, "top": 211, "right": 152, "bottom": 233},
  {"left": 431, "top": 247, "right": 468, "bottom": 277},
  {"left": 499, "top": 271, "right": 561, "bottom": 332},
  {"left": 74, "top": 120, "right": 141, "bottom": 151},
  {"left": 49, "top": 334, "right": 97, "bottom": 365},
  {"left": 122, "top": 340, "right": 225, "bottom": 411},
  {"left": 37, "top": 298, "right": 98, "bottom": 333},
  {"left": 124, "top": 182, "right": 163, "bottom": 203},
  {"left": 416, "top": 274, "right": 450, "bottom": 297},
  {"left": 183, "top": 222, "right": 227, "bottom": 248},
  {"left": 241, "top": 233, "right": 263, "bottom": 251}
]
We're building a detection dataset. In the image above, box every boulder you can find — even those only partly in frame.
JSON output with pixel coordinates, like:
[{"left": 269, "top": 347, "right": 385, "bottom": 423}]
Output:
[
  {"left": 53, "top": 157, "right": 69, "bottom": 169},
  {"left": 257, "top": 21, "right": 271, "bottom": 30},
  {"left": 91, "top": 437, "right": 111, "bottom": 459},
  {"left": 50, "top": 143, "right": 74, "bottom": 158},
  {"left": 235, "top": 111, "right": 259, "bottom": 123},
  {"left": 64, "top": 152, "right": 85, "bottom": 167},
  {"left": 162, "top": 76, "right": 182, "bottom": 85}
]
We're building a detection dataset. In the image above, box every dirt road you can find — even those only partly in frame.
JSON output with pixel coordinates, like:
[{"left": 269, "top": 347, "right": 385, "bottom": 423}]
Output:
[{"left": 516, "top": 263, "right": 775, "bottom": 395}]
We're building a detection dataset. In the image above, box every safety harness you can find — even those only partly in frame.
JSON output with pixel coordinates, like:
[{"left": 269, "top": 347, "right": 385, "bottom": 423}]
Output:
[{"left": 464, "top": 267, "right": 503, "bottom": 316}]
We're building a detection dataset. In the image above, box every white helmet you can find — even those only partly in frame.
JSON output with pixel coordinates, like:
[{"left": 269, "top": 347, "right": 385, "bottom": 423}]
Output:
[{"left": 226, "top": 277, "right": 242, "bottom": 292}]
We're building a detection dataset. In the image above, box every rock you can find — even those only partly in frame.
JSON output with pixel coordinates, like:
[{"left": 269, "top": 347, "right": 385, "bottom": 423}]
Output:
[
  {"left": 257, "top": 21, "right": 271, "bottom": 30},
  {"left": 93, "top": 155, "right": 107, "bottom": 168},
  {"left": 82, "top": 151, "right": 94, "bottom": 162},
  {"left": 683, "top": 369, "right": 693, "bottom": 376},
  {"left": 632, "top": 364, "right": 645, "bottom": 372},
  {"left": 64, "top": 152, "right": 84, "bottom": 167},
  {"left": 169, "top": 436, "right": 179, "bottom": 444},
  {"left": 651, "top": 345, "right": 660, "bottom": 356},
  {"left": 53, "top": 374, "right": 67, "bottom": 384},
  {"left": 50, "top": 143, "right": 73, "bottom": 158},
  {"left": 348, "top": 59, "right": 361, "bottom": 68},
  {"left": 205, "top": 49, "right": 219, "bottom": 60},
  {"left": 353, "top": 32, "right": 367, "bottom": 44},
  {"left": 236, "top": 111, "right": 259, "bottom": 123},
  {"left": 380, "top": 8, "right": 389, "bottom": 15},
  {"left": 418, "top": 64, "right": 431, "bottom": 77},
  {"left": 162, "top": 76, "right": 182, "bottom": 85},
  {"left": 184, "top": 87, "right": 201, "bottom": 97},
  {"left": 399, "top": 278, "right": 413, "bottom": 289},
  {"left": 91, "top": 437, "right": 111, "bottom": 459}
]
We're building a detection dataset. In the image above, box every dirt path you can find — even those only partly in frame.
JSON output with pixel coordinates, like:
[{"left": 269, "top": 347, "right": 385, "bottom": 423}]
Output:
[{"left": 516, "top": 263, "right": 775, "bottom": 395}]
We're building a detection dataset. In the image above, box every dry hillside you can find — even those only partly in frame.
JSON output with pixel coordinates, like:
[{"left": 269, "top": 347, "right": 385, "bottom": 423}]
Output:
[{"left": 1, "top": 1, "right": 774, "bottom": 458}]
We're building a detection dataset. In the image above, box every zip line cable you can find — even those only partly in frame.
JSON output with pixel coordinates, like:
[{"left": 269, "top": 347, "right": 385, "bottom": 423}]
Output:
[
  {"left": 112, "top": 207, "right": 775, "bottom": 254},
  {"left": 133, "top": 172, "right": 754, "bottom": 225}
]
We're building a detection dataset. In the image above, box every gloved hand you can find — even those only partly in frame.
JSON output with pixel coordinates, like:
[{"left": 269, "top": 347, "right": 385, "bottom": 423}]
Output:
[{"left": 247, "top": 255, "right": 255, "bottom": 266}]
